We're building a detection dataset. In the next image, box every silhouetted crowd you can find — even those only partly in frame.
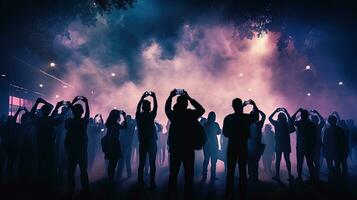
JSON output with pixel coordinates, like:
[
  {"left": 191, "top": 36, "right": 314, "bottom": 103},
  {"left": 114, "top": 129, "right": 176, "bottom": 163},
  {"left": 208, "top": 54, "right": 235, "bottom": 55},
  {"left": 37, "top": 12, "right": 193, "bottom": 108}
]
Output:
[{"left": 0, "top": 89, "right": 357, "bottom": 200}]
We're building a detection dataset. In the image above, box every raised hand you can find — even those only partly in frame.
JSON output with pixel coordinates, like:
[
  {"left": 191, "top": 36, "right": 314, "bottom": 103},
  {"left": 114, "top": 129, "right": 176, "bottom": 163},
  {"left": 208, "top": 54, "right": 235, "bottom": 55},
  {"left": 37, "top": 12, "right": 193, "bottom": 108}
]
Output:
[{"left": 170, "top": 89, "right": 177, "bottom": 97}]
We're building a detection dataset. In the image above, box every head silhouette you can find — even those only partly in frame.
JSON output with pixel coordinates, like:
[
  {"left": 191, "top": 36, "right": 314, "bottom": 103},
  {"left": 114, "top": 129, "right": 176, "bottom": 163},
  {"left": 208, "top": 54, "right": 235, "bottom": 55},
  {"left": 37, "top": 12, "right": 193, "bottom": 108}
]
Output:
[
  {"left": 300, "top": 109, "right": 309, "bottom": 120},
  {"left": 142, "top": 100, "right": 151, "bottom": 112},
  {"left": 89, "top": 117, "right": 95, "bottom": 125},
  {"left": 277, "top": 112, "right": 287, "bottom": 123},
  {"left": 174, "top": 95, "right": 188, "bottom": 110},
  {"left": 311, "top": 115, "right": 319, "bottom": 123},
  {"left": 72, "top": 104, "right": 84, "bottom": 119},
  {"left": 207, "top": 112, "right": 216, "bottom": 123},
  {"left": 232, "top": 98, "right": 243, "bottom": 113},
  {"left": 105, "top": 109, "right": 121, "bottom": 127},
  {"left": 264, "top": 124, "right": 272, "bottom": 132},
  {"left": 40, "top": 104, "right": 53, "bottom": 117},
  {"left": 328, "top": 115, "right": 337, "bottom": 126},
  {"left": 21, "top": 112, "right": 30, "bottom": 124},
  {"left": 126, "top": 115, "right": 132, "bottom": 121}
]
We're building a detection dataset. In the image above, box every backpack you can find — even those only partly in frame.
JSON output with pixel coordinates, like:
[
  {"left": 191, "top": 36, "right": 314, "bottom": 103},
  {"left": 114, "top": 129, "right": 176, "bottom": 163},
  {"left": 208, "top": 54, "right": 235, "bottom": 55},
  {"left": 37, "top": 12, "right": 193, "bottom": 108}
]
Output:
[{"left": 193, "top": 120, "right": 206, "bottom": 150}]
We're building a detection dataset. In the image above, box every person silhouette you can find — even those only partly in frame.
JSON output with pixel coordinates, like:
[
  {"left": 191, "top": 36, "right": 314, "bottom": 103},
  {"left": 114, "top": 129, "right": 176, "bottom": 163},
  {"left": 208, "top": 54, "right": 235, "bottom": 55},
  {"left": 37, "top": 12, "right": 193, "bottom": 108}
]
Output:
[
  {"left": 30, "top": 98, "right": 67, "bottom": 186},
  {"left": 16, "top": 107, "right": 36, "bottom": 182},
  {"left": 118, "top": 115, "right": 136, "bottom": 179},
  {"left": 223, "top": 99, "right": 258, "bottom": 198},
  {"left": 269, "top": 107, "right": 295, "bottom": 181},
  {"left": 165, "top": 89, "right": 205, "bottom": 199},
  {"left": 248, "top": 110, "right": 266, "bottom": 182},
  {"left": 2, "top": 108, "right": 22, "bottom": 181},
  {"left": 136, "top": 91, "right": 158, "bottom": 188},
  {"left": 292, "top": 108, "right": 317, "bottom": 182},
  {"left": 332, "top": 112, "right": 349, "bottom": 178},
  {"left": 88, "top": 114, "right": 104, "bottom": 171},
  {"left": 64, "top": 96, "right": 90, "bottom": 194},
  {"left": 262, "top": 124, "right": 275, "bottom": 175},
  {"left": 158, "top": 121, "right": 169, "bottom": 166},
  {"left": 202, "top": 111, "right": 221, "bottom": 181},
  {"left": 310, "top": 110, "right": 325, "bottom": 178},
  {"left": 323, "top": 114, "right": 348, "bottom": 180},
  {"left": 102, "top": 109, "right": 127, "bottom": 184}
]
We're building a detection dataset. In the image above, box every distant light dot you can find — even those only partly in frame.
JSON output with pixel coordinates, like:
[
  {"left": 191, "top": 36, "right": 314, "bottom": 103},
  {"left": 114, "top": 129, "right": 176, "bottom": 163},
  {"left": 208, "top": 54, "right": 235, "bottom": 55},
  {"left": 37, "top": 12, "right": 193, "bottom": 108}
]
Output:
[
  {"left": 248, "top": 88, "right": 252, "bottom": 92},
  {"left": 307, "top": 92, "right": 311, "bottom": 96},
  {"left": 63, "top": 85, "right": 68, "bottom": 88},
  {"left": 305, "top": 65, "right": 311, "bottom": 70},
  {"left": 1, "top": 74, "right": 6, "bottom": 77},
  {"left": 338, "top": 81, "right": 343, "bottom": 86},
  {"left": 91, "top": 90, "right": 95, "bottom": 94},
  {"left": 111, "top": 73, "right": 116, "bottom": 77},
  {"left": 239, "top": 73, "right": 244, "bottom": 77},
  {"left": 113, "top": 106, "right": 117, "bottom": 109},
  {"left": 100, "top": 128, "right": 105, "bottom": 132},
  {"left": 50, "top": 62, "right": 56, "bottom": 67},
  {"left": 55, "top": 95, "right": 59, "bottom": 98},
  {"left": 39, "top": 84, "right": 44, "bottom": 88}
]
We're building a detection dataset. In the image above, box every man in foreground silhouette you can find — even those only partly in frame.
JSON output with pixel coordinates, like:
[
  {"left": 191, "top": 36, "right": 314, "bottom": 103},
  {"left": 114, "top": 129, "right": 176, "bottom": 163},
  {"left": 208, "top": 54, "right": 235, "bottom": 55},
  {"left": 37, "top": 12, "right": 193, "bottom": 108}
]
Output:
[
  {"left": 223, "top": 98, "right": 258, "bottom": 198},
  {"left": 136, "top": 91, "right": 158, "bottom": 188},
  {"left": 165, "top": 89, "right": 205, "bottom": 199}
]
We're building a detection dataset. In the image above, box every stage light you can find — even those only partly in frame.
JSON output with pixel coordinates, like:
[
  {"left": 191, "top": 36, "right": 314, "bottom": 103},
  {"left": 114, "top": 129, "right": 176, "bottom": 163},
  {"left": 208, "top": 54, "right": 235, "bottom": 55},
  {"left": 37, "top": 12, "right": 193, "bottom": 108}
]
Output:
[
  {"left": 1, "top": 74, "right": 6, "bottom": 77},
  {"left": 111, "top": 73, "right": 116, "bottom": 77},
  {"left": 239, "top": 73, "right": 244, "bottom": 77},
  {"left": 39, "top": 84, "right": 44, "bottom": 88},
  {"left": 307, "top": 92, "right": 311, "bottom": 96},
  {"left": 55, "top": 94, "right": 59, "bottom": 98},
  {"left": 339, "top": 81, "right": 343, "bottom": 86},
  {"left": 50, "top": 62, "right": 56, "bottom": 67},
  {"left": 305, "top": 65, "right": 311, "bottom": 70},
  {"left": 101, "top": 128, "right": 105, "bottom": 132},
  {"left": 63, "top": 85, "right": 68, "bottom": 88}
]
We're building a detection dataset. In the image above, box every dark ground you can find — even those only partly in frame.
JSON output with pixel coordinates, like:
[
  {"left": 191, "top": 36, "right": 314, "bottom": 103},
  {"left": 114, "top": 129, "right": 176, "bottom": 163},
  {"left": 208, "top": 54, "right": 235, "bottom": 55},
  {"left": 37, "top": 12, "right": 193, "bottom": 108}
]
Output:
[{"left": 1, "top": 158, "right": 357, "bottom": 200}]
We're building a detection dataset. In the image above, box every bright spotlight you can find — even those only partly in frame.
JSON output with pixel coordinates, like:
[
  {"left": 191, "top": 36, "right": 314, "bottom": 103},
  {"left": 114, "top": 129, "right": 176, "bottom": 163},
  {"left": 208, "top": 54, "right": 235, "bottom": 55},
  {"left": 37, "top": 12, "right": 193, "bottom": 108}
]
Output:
[
  {"left": 111, "top": 73, "right": 116, "bottom": 77},
  {"left": 338, "top": 81, "right": 343, "bottom": 86},
  {"left": 307, "top": 92, "right": 311, "bottom": 96},
  {"left": 55, "top": 94, "right": 59, "bottom": 98},
  {"left": 39, "top": 84, "right": 44, "bottom": 88},
  {"left": 305, "top": 65, "right": 311, "bottom": 70},
  {"left": 239, "top": 73, "right": 244, "bottom": 77},
  {"left": 63, "top": 85, "right": 68, "bottom": 88},
  {"left": 50, "top": 62, "right": 56, "bottom": 67},
  {"left": 113, "top": 106, "right": 118, "bottom": 109}
]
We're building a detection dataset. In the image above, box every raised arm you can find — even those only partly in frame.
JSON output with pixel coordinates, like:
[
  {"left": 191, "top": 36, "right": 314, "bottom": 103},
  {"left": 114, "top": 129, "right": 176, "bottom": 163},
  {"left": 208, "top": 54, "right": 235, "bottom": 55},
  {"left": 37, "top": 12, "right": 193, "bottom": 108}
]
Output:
[
  {"left": 99, "top": 114, "right": 104, "bottom": 127},
  {"left": 269, "top": 108, "right": 279, "bottom": 124},
  {"left": 332, "top": 111, "right": 340, "bottom": 122},
  {"left": 185, "top": 92, "right": 205, "bottom": 118},
  {"left": 30, "top": 98, "right": 46, "bottom": 115},
  {"left": 136, "top": 93, "right": 145, "bottom": 117},
  {"left": 165, "top": 90, "right": 176, "bottom": 120},
  {"left": 249, "top": 100, "right": 259, "bottom": 122},
  {"left": 14, "top": 106, "right": 24, "bottom": 121},
  {"left": 82, "top": 96, "right": 90, "bottom": 119},
  {"left": 151, "top": 92, "right": 158, "bottom": 118},
  {"left": 120, "top": 111, "right": 128, "bottom": 129},
  {"left": 291, "top": 108, "right": 303, "bottom": 124},
  {"left": 50, "top": 101, "right": 63, "bottom": 118},
  {"left": 313, "top": 110, "right": 325, "bottom": 127},
  {"left": 259, "top": 110, "right": 266, "bottom": 124}
]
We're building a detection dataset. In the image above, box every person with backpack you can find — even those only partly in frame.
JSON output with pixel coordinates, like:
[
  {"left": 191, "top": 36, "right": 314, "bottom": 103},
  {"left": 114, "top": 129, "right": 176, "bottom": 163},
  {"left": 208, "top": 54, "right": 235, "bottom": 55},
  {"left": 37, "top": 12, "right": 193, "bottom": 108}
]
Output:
[{"left": 165, "top": 89, "right": 205, "bottom": 199}]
